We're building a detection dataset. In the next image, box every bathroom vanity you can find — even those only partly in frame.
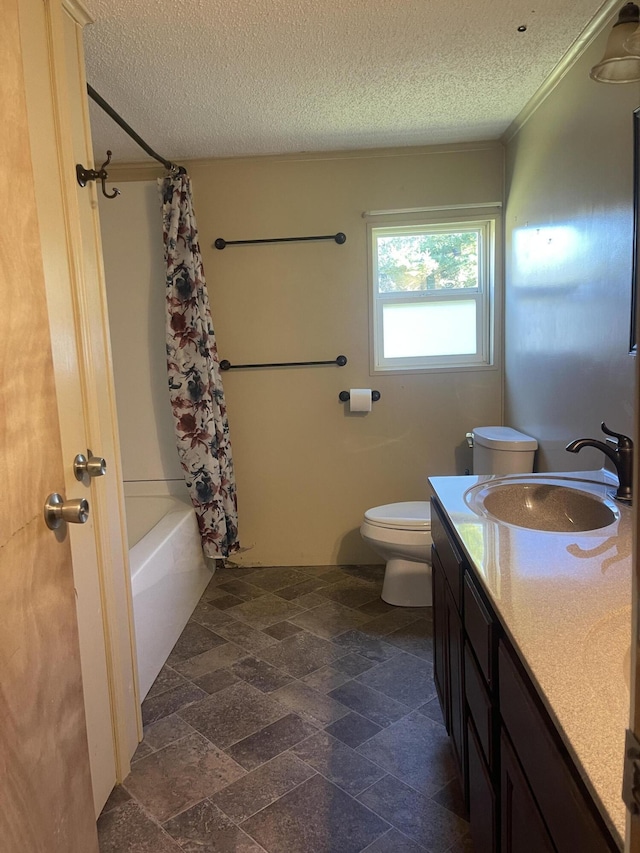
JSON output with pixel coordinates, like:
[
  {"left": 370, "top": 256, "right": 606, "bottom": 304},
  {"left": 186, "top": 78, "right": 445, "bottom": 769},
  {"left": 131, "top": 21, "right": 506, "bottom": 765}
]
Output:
[{"left": 429, "top": 472, "right": 631, "bottom": 852}]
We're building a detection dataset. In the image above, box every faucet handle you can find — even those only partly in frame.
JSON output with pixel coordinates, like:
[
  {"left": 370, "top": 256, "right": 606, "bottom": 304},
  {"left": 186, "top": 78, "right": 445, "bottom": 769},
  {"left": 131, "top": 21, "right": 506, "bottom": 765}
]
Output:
[{"left": 601, "top": 422, "right": 633, "bottom": 449}]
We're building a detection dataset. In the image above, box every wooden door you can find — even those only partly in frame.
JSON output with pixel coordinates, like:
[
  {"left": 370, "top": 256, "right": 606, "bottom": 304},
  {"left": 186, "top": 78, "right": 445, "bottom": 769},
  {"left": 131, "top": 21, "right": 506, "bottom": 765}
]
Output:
[
  {"left": 19, "top": 0, "right": 117, "bottom": 813},
  {"left": 0, "top": 1, "right": 99, "bottom": 849}
]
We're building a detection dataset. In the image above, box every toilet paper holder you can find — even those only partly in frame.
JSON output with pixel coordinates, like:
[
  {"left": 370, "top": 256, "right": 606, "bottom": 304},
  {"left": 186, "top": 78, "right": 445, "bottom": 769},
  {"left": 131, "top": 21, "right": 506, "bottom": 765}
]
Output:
[{"left": 339, "top": 390, "right": 381, "bottom": 402}]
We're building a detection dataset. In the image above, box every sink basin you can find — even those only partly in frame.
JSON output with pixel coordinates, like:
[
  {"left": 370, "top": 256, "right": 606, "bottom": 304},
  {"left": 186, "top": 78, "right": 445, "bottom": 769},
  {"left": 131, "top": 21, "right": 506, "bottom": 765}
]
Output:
[{"left": 466, "top": 481, "right": 619, "bottom": 532}]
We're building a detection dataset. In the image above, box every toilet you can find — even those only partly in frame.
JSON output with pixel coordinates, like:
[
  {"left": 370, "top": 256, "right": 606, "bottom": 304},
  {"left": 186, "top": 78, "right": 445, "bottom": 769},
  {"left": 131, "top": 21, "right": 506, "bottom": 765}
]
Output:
[{"left": 360, "top": 426, "right": 538, "bottom": 607}]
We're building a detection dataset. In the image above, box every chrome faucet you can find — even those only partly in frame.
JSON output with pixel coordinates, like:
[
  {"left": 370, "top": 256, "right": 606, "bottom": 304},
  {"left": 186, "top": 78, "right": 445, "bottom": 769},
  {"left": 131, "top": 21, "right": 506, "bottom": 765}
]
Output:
[{"left": 565, "top": 422, "right": 633, "bottom": 504}]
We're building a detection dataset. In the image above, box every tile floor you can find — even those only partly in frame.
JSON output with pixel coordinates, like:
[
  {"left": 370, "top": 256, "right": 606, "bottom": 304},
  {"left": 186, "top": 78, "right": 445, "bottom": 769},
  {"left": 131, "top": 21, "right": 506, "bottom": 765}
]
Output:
[{"left": 98, "top": 563, "right": 474, "bottom": 853}]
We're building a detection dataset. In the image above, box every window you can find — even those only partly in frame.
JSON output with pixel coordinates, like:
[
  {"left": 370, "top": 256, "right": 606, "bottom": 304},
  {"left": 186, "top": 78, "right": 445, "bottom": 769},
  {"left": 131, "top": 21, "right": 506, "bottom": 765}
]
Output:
[{"left": 369, "top": 212, "right": 498, "bottom": 372}]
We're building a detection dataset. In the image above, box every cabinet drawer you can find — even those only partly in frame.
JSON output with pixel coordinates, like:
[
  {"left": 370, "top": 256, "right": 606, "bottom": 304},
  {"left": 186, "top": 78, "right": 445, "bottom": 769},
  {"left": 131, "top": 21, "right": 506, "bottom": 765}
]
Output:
[
  {"left": 431, "top": 498, "right": 464, "bottom": 608},
  {"left": 499, "top": 641, "right": 617, "bottom": 853},
  {"left": 464, "top": 644, "right": 493, "bottom": 769},
  {"left": 463, "top": 572, "right": 495, "bottom": 687}
]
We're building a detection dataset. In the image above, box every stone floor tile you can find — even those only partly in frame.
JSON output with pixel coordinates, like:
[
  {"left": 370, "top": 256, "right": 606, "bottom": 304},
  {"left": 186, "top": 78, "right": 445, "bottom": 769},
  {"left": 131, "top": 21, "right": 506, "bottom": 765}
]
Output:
[
  {"left": 362, "top": 828, "right": 430, "bottom": 852},
  {"left": 446, "top": 832, "right": 475, "bottom": 852},
  {"left": 417, "top": 696, "right": 446, "bottom": 727},
  {"left": 357, "top": 775, "right": 468, "bottom": 853},
  {"left": 262, "top": 621, "right": 304, "bottom": 640},
  {"left": 332, "top": 630, "right": 401, "bottom": 663},
  {"left": 306, "top": 567, "right": 348, "bottom": 584},
  {"left": 143, "top": 713, "right": 196, "bottom": 750},
  {"left": 213, "top": 620, "right": 279, "bottom": 655},
  {"left": 206, "top": 567, "right": 258, "bottom": 587},
  {"left": 226, "top": 713, "right": 318, "bottom": 771},
  {"left": 300, "top": 664, "right": 351, "bottom": 693},
  {"left": 173, "top": 643, "right": 248, "bottom": 680},
  {"left": 131, "top": 741, "right": 155, "bottom": 763},
  {"left": 432, "top": 777, "right": 469, "bottom": 820},
  {"left": 123, "top": 733, "right": 245, "bottom": 823},
  {"left": 341, "top": 564, "right": 386, "bottom": 583},
  {"left": 271, "top": 681, "right": 350, "bottom": 728},
  {"left": 142, "top": 682, "right": 208, "bottom": 726},
  {"left": 216, "top": 579, "right": 267, "bottom": 601},
  {"left": 259, "top": 630, "right": 344, "bottom": 678},
  {"left": 179, "top": 682, "right": 288, "bottom": 748},
  {"left": 291, "top": 591, "right": 327, "bottom": 609},
  {"left": 317, "top": 579, "right": 381, "bottom": 609},
  {"left": 100, "top": 784, "right": 132, "bottom": 815},
  {"left": 212, "top": 752, "right": 316, "bottom": 823},
  {"left": 289, "top": 601, "right": 372, "bottom": 639},
  {"left": 295, "top": 565, "right": 345, "bottom": 577},
  {"left": 230, "top": 656, "right": 293, "bottom": 692},
  {"left": 146, "top": 664, "right": 189, "bottom": 700},
  {"left": 274, "top": 577, "right": 332, "bottom": 600},
  {"left": 325, "top": 711, "right": 383, "bottom": 748},
  {"left": 241, "top": 774, "right": 389, "bottom": 853},
  {"left": 209, "top": 593, "right": 246, "bottom": 611},
  {"left": 291, "top": 730, "right": 386, "bottom": 795},
  {"left": 385, "top": 618, "right": 434, "bottom": 660},
  {"left": 98, "top": 801, "right": 182, "bottom": 852},
  {"left": 166, "top": 622, "right": 227, "bottom": 665},
  {"left": 333, "top": 653, "right": 376, "bottom": 677},
  {"left": 193, "top": 668, "right": 241, "bottom": 695},
  {"left": 358, "top": 599, "right": 396, "bottom": 617},
  {"left": 228, "top": 594, "right": 305, "bottom": 629},
  {"left": 162, "top": 798, "right": 266, "bottom": 852},
  {"left": 328, "top": 680, "right": 411, "bottom": 728},
  {"left": 364, "top": 610, "right": 425, "bottom": 637},
  {"left": 356, "top": 712, "right": 456, "bottom": 796},
  {"left": 190, "top": 601, "right": 236, "bottom": 631},
  {"left": 242, "top": 566, "right": 309, "bottom": 592},
  {"left": 356, "top": 652, "right": 436, "bottom": 708}
]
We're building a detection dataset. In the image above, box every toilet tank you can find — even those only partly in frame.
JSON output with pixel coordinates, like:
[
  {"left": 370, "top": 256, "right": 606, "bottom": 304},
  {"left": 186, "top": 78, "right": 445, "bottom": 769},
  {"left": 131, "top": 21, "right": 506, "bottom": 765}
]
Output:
[{"left": 472, "top": 426, "right": 538, "bottom": 475}]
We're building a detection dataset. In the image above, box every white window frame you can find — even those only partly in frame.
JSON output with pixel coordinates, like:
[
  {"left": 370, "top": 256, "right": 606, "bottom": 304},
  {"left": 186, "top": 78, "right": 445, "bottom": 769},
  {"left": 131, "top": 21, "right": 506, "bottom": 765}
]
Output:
[{"left": 368, "top": 209, "right": 500, "bottom": 374}]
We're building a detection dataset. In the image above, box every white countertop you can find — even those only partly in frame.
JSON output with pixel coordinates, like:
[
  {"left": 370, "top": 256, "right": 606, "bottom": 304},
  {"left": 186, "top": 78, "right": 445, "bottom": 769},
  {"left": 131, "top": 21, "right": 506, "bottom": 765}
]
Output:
[{"left": 429, "top": 470, "right": 632, "bottom": 848}]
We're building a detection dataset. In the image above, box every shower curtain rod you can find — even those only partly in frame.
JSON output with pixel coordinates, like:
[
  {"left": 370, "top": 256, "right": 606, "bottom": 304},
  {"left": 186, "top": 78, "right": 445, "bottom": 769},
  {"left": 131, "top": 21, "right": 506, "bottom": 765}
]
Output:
[{"left": 86, "top": 84, "right": 184, "bottom": 175}]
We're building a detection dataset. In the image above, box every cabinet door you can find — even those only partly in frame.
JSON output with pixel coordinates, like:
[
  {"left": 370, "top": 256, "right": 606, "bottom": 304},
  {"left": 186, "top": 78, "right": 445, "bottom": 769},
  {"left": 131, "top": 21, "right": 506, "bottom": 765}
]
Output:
[
  {"left": 468, "top": 719, "right": 496, "bottom": 853},
  {"left": 501, "top": 732, "right": 555, "bottom": 853},
  {"left": 446, "top": 581, "right": 466, "bottom": 782},
  {"left": 432, "top": 547, "right": 448, "bottom": 728}
]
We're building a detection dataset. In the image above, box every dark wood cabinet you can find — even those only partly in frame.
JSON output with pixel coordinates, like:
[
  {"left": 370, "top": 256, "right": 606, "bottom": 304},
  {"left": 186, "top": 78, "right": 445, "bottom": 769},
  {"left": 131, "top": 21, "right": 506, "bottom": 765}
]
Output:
[
  {"left": 500, "top": 730, "right": 555, "bottom": 853},
  {"left": 431, "top": 505, "right": 466, "bottom": 797},
  {"left": 468, "top": 717, "right": 497, "bottom": 852},
  {"left": 430, "top": 495, "right": 620, "bottom": 853}
]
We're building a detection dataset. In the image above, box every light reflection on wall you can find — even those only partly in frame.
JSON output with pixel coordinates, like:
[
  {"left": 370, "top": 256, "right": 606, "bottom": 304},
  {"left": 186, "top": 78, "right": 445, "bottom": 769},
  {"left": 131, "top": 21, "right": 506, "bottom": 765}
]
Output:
[{"left": 512, "top": 224, "right": 581, "bottom": 289}]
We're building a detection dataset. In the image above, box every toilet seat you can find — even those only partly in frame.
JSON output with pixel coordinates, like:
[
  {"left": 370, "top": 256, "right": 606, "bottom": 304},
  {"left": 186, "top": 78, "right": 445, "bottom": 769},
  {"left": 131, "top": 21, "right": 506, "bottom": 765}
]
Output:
[{"left": 364, "top": 501, "right": 431, "bottom": 531}]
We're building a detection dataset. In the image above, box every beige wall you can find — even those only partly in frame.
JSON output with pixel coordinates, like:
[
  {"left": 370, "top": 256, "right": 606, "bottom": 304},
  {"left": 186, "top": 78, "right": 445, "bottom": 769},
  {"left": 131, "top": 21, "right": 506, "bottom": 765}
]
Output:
[
  {"left": 504, "top": 24, "right": 640, "bottom": 472},
  {"left": 101, "top": 145, "right": 503, "bottom": 565}
]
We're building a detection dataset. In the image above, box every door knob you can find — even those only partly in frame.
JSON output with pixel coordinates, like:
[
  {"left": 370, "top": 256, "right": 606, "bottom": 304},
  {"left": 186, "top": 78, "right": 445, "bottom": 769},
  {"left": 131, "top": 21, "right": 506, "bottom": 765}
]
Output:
[
  {"left": 44, "top": 493, "right": 90, "bottom": 530},
  {"left": 74, "top": 449, "right": 107, "bottom": 480}
]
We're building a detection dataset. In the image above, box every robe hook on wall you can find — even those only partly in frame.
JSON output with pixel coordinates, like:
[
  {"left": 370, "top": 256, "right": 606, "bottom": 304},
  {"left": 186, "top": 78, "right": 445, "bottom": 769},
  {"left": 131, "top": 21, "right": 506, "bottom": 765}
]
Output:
[{"left": 76, "top": 150, "right": 120, "bottom": 199}]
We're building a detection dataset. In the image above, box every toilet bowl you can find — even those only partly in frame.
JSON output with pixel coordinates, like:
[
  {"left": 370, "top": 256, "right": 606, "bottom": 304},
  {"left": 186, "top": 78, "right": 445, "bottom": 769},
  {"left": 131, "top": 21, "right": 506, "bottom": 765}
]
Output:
[{"left": 360, "top": 501, "right": 432, "bottom": 607}]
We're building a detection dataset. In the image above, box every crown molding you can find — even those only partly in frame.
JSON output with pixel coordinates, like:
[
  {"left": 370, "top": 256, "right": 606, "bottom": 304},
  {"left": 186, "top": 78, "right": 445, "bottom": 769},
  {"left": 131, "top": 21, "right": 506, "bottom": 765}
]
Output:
[{"left": 502, "top": 0, "right": 621, "bottom": 144}]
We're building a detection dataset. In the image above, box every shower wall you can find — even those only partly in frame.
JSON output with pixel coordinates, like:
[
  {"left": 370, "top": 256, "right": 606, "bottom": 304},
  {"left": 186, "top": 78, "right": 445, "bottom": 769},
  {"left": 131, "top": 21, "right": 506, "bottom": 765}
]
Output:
[{"left": 100, "top": 183, "right": 185, "bottom": 494}]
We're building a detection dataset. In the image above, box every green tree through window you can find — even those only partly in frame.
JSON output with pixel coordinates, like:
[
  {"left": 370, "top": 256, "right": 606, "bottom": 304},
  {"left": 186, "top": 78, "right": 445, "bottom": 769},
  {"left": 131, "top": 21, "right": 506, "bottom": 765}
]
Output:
[{"left": 377, "top": 231, "right": 479, "bottom": 292}]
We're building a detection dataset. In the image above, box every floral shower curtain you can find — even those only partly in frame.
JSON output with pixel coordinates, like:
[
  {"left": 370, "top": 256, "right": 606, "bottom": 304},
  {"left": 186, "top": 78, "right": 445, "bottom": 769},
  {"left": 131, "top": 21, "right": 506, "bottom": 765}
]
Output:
[{"left": 159, "top": 171, "right": 240, "bottom": 558}]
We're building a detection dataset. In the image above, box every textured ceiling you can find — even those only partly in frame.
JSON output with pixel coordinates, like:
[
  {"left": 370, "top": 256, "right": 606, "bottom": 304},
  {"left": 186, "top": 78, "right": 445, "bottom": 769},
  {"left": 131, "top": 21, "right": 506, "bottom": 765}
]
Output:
[{"left": 83, "top": 0, "right": 610, "bottom": 163}]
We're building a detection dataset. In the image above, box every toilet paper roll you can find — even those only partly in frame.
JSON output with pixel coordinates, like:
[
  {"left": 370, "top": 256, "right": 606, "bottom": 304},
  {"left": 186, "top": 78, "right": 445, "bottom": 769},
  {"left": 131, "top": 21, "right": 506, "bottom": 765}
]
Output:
[{"left": 349, "top": 388, "right": 372, "bottom": 413}]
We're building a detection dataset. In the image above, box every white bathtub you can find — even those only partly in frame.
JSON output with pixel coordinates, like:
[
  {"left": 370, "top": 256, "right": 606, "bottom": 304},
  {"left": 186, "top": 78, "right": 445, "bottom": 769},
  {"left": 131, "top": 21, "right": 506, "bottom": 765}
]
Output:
[{"left": 125, "top": 493, "right": 212, "bottom": 699}]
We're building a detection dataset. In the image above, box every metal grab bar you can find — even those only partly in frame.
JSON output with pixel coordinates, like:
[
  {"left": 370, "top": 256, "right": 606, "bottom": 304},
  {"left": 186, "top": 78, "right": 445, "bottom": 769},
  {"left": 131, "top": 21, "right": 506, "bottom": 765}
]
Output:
[
  {"left": 219, "top": 355, "right": 347, "bottom": 371},
  {"left": 214, "top": 232, "right": 346, "bottom": 249}
]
